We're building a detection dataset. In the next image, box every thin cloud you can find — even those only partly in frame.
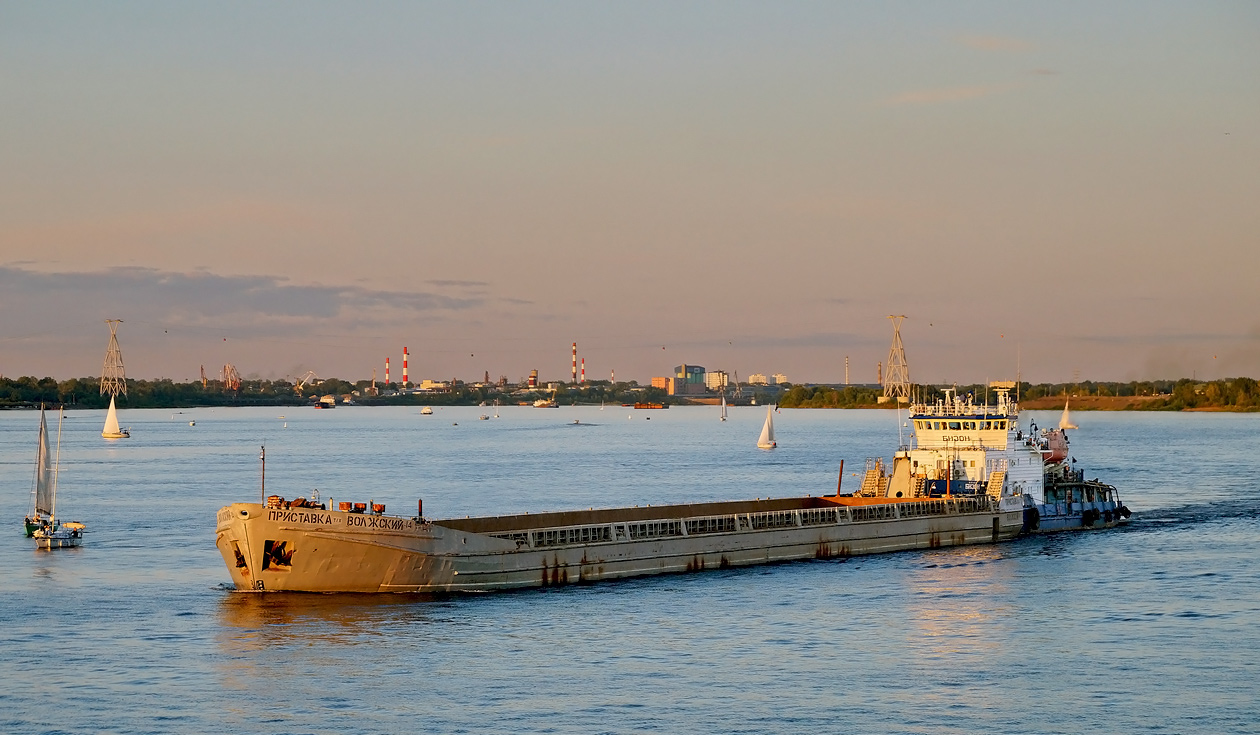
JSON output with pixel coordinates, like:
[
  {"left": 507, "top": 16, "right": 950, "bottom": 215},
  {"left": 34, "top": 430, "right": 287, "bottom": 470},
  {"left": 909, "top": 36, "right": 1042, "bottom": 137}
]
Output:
[
  {"left": 877, "top": 83, "right": 1017, "bottom": 107},
  {"left": 956, "top": 35, "right": 1034, "bottom": 52},
  {"left": 1074, "top": 331, "right": 1257, "bottom": 346},
  {"left": 1029, "top": 68, "right": 1059, "bottom": 76},
  {"left": 679, "top": 332, "right": 879, "bottom": 351},
  {"left": 0, "top": 266, "right": 484, "bottom": 338},
  {"left": 428, "top": 279, "right": 490, "bottom": 288}
]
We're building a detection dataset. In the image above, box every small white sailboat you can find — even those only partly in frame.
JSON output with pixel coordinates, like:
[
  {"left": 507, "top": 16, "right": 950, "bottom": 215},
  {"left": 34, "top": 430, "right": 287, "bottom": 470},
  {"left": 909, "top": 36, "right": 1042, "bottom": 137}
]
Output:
[
  {"left": 720, "top": 395, "right": 728, "bottom": 422},
  {"left": 757, "top": 405, "right": 776, "bottom": 449},
  {"left": 26, "top": 407, "right": 85, "bottom": 549},
  {"left": 102, "top": 395, "right": 130, "bottom": 439},
  {"left": 1059, "top": 397, "right": 1079, "bottom": 430}
]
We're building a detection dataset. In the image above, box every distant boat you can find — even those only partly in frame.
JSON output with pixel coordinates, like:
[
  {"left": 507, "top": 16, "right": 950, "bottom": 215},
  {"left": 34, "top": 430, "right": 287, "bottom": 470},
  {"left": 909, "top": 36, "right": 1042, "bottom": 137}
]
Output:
[
  {"left": 101, "top": 395, "right": 130, "bottom": 439},
  {"left": 1059, "top": 397, "right": 1079, "bottom": 430},
  {"left": 421, "top": 407, "right": 433, "bottom": 415},
  {"left": 720, "top": 395, "right": 728, "bottom": 422},
  {"left": 26, "top": 407, "right": 84, "bottom": 549},
  {"left": 479, "top": 414, "right": 490, "bottom": 421},
  {"left": 757, "top": 406, "right": 776, "bottom": 449}
]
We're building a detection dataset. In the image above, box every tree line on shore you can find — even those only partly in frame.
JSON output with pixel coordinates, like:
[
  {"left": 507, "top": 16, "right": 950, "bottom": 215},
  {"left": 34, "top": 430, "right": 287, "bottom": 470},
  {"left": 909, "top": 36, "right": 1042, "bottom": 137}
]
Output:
[
  {"left": 0, "top": 376, "right": 669, "bottom": 409},
  {"left": 777, "top": 377, "right": 1258, "bottom": 410},
  {"left": 3, "top": 375, "right": 1255, "bottom": 411}
]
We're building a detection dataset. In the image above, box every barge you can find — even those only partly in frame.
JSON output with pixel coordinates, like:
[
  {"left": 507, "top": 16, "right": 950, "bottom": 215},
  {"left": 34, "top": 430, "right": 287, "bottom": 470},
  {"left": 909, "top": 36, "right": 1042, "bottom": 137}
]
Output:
[{"left": 216, "top": 491, "right": 1023, "bottom": 593}]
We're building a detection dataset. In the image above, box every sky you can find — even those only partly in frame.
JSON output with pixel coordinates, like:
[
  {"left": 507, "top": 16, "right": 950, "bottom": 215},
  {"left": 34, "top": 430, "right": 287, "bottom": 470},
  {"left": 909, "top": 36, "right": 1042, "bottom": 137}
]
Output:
[{"left": 2, "top": 1, "right": 1257, "bottom": 386}]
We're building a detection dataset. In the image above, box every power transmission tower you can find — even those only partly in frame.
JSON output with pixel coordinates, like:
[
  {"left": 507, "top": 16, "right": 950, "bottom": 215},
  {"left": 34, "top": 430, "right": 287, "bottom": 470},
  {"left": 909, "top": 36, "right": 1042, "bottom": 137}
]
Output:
[
  {"left": 884, "top": 315, "right": 910, "bottom": 402},
  {"left": 101, "top": 319, "right": 127, "bottom": 398}
]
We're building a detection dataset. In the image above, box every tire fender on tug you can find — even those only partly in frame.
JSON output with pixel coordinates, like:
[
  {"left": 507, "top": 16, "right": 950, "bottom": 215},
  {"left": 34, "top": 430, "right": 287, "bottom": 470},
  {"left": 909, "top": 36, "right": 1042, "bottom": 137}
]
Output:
[{"left": 1023, "top": 507, "right": 1041, "bottom": 532}]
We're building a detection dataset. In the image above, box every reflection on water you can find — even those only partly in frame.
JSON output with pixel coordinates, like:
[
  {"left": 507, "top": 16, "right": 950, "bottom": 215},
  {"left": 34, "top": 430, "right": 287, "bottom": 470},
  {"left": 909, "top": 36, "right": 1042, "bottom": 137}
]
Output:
[
  {"left": 900, "top": 545, "right": 1013, "bottom": 714},
  {"left": 217, "top": 590, "right": 442, "bottom": 642}
]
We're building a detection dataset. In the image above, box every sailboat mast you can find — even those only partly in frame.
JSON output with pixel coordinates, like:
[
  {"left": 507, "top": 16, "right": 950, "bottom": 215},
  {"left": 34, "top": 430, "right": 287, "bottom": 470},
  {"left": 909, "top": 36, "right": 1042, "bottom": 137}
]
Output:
[{"left": 51, "top": 409, "right": 64, "bottom": 524}]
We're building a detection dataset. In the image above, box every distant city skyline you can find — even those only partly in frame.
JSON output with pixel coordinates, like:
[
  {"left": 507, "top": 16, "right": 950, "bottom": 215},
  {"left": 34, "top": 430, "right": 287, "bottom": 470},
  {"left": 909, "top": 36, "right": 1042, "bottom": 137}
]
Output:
[{"left": 2, "top": 3, "right": 1257, "bottom": 384}]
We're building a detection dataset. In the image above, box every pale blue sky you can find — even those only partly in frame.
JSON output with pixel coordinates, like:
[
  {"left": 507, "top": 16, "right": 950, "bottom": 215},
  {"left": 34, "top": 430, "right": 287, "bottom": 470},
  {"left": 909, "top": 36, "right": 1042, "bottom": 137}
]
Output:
[{"left": 2, "top": 2, "right": 1257, "bottom": 384}]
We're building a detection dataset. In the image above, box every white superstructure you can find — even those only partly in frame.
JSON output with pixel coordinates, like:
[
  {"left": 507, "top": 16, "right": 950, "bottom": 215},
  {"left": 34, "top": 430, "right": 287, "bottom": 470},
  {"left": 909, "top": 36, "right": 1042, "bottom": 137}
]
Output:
[
  {"left": 899, "top": 387, "right": 1042, "bottom": 502},
  {"left": 873, "top": 384, "right": 1127, "bottom": 532}
]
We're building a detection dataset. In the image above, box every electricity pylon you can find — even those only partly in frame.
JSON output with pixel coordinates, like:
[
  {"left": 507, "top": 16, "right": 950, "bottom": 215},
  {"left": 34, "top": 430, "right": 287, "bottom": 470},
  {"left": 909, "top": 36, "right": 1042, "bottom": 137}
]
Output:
[
  {"left": 884, "top": 315, "right": 910, "bottom": 402},
  {"left": 101, "top": 319, "right": 127, "bottom": 398}
]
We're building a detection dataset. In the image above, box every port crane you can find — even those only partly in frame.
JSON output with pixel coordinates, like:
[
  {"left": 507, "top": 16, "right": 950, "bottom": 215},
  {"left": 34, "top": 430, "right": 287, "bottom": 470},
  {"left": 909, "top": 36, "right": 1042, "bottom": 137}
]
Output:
[
  {"left": 221, "top": 364, "right": 241, "bottom": 392},
  {"left": 294, "top": 371, "right": 320, "bottom": 395}
]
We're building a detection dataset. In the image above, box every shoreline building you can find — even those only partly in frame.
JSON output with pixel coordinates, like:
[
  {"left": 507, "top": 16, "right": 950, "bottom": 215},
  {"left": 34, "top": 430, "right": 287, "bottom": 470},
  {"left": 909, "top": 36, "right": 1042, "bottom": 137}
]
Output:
[
  {"left": 652, "top": 364, "right": 708, "bottom": 396},
  {"left": 705, "top": 370, "right": 729, "bottom": 391}
]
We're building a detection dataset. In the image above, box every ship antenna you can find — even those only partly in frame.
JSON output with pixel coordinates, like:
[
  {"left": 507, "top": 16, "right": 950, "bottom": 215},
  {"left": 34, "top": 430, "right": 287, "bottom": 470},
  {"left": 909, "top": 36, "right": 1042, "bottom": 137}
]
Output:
[
  {"left": 896, "top": 401, "right": 905, "bottom": 449},
  {"left": 260, "top": 445, "right": 266, "bottom": 503}
]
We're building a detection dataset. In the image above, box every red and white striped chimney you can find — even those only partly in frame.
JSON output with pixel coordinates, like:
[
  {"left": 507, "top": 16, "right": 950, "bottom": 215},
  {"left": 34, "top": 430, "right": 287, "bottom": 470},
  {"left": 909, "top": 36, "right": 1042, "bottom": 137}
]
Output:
[
  {"left": 571, "top": 342, "right": 577, "bottom": 385},
  {"left": 385, "top": 357, "right": 390, "bottom": 384},
  {"left": 581, "top": 358, "right": 585, "bottom": 384},
  {"left": 403, "top": 346, "right": 409, "bottom": 386}
]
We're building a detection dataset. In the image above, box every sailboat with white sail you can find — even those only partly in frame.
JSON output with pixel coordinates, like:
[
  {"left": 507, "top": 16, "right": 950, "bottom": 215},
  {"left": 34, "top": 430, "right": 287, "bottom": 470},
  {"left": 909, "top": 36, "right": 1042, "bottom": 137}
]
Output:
[
  {"left": 25, "top": 407, "right": 85, "bottom": 548},
  {"left": 102, "top": 395, "right": 130, "bottom": 439},
  {"left": 757, "top": 405, "right": 776, "bottom": 449},
  {"left": 1059, "top": 397, "right": 1079, "bottom": 430},
  {"left": 720, "top": 394, "right": 728, "bottom": 422}
]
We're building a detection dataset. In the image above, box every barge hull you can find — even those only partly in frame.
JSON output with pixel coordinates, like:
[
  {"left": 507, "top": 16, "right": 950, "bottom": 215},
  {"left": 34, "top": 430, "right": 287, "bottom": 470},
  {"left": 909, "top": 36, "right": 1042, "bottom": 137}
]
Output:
[{"left": 217, "top": 497, "right": 1023, "bottom": 593}]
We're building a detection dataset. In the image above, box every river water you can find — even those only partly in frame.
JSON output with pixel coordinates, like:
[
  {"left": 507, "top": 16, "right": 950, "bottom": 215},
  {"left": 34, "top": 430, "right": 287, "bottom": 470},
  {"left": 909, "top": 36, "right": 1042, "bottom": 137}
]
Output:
[{"left": 1, "top": 405, "right": 1256, "bottom": 734}]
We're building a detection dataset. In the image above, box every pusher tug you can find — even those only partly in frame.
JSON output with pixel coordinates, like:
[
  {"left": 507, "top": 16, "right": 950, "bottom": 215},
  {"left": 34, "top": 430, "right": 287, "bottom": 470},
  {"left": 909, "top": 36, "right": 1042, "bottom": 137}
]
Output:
[
  {"left": 217, "top": 414, "right": 1029, "bottom": 593},
  {"left": 902, "top": 382, "right": 1128, "bottom": 534}
]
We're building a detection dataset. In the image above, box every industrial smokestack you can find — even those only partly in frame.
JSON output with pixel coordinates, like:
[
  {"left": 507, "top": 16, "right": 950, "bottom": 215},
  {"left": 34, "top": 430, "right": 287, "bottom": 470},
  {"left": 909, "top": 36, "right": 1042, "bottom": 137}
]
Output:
[
  {"left": 572, "top": 342, "right": 578, "bottom": 385},
  {"left": 385, "top": 357, "right": 390, "bottom": 385},
  {"left": 403, "top": 347, "right": 409, "bottom": 386},
  {"left": 581, "top": 358, "right": 585, "bottom": 384}
]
